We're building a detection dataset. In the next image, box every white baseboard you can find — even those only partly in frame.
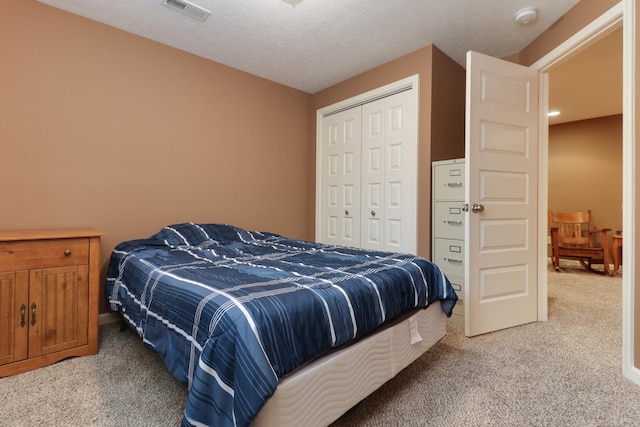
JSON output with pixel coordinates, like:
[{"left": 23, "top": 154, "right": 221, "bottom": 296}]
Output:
[
  {"left": 99, "top": 312, "right": 120, "bottom": 326},
  {"left": 625, "top": 364, "right": 640, "bottom": 387}
]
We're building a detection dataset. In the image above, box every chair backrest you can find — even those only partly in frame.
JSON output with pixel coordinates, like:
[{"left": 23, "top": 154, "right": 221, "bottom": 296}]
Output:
[{"left": 548, "top": 210, "right": 592, "bottom": 247}]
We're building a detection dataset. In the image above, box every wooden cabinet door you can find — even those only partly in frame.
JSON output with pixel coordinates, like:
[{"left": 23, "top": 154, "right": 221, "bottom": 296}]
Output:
[
  {"left": 0, "top": 271, "right": 29, "bottom": 365},
  {"left": 28, "top": 265, "right": 89, "bottom": 358}
]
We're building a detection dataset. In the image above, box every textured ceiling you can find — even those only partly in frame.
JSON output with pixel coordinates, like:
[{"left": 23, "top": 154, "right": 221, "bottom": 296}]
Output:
[{"left": 37, "top": 0, "right": 581, "bottom": 94}]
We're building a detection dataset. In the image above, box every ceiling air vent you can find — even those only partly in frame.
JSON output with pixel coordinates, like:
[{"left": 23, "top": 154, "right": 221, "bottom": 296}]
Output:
[{"left": 162, "top": 0, "right": 211, "bottom": 22}]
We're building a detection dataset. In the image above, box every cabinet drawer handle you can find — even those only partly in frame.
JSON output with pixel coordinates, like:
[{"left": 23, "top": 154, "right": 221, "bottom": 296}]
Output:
[
  {"left": 445, "top": 182, "right": 462, "bottom": 187},
  {"left": 64, "top": 249, "right": 72, "bottom": 257},
  {"left": 31, "top": 302, "right": 37, "bottom": 326},
  {"left": 20, "top": 304, "right": 26, "bottom": 327},
  {"left": 444, "top": 220, "right": 463, "bottom": 225},
  {"left": 443, "top": 257, "right": 463, "bottom": 264}
]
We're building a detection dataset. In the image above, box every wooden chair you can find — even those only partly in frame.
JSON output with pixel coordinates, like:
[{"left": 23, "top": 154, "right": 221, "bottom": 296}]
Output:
[{"left": 548, "top": 210, "right": 611, "bottom": 275}]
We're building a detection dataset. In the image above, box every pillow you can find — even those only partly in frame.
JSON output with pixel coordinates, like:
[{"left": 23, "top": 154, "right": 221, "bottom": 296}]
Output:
[{"left": 151, "top": 223, "right": 252, "bottom": 247}]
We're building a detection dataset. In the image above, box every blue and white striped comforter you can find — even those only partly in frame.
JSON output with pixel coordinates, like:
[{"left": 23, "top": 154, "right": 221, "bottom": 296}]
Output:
[{"left": 106, "top": 223, "right": 457, "bottom": 427}]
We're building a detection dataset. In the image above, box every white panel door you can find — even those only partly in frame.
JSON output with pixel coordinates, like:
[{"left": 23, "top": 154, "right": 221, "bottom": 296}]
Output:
[
  {"left": 465, "top": 51, "right": 539, "bottom": 337},
  {"left": 321, "top": 108, "right": 362, "bottom": 247},
  {"left": 361, "top": 101, "right": 385, "bottom": 250},
  {"left": 361, "top": 89, "right": 417, "bottom": 254}
]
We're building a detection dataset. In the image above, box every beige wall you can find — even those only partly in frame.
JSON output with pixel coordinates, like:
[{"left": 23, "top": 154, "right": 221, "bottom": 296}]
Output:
[
  {"left": 519, "top": 0, "right": 620, "bottom": 66},
  {"left": 430, "top": 47, "right": 466, "bottom": 162},
  {"left": 3, "top": 3, "right": 467, "bottom": 315},
  {"left": 2, "top": 1, "right": 312, "bottom": 311},
  {"left": 310, "top": 45, "right": 465, "bottom": 259},
  {"left": 548, "top": 115, "right": 623, "bottom": 242},
  {"left": 4, "top": 0, "right": 630, "bottom": 342}
]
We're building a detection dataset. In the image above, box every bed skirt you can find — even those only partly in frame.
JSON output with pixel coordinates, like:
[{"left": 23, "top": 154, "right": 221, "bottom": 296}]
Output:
[{"left": 252, "top": 301, "right": 446, "bottom": 426}]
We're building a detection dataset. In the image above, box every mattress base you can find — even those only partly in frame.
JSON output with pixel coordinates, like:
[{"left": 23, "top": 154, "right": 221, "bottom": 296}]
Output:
[{"left": 252, "top": 301, "right": 446, "bottom": 427}]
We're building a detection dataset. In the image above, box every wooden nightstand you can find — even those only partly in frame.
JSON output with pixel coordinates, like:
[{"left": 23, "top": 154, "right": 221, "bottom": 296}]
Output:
[{"left": 0, "top": 228, "right": 104, "bottom": 376}]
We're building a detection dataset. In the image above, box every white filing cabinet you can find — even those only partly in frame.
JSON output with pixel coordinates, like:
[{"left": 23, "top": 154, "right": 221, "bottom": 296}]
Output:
[{"left": 432, "top": 158, "right": 465, "bottom": 322}]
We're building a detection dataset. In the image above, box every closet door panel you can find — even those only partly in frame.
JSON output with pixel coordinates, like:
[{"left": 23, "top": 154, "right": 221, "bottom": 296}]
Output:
[
  {"left": 384, "top": 90, "right": 417, "bottom": 254},
  {"left": 362, "top": 90, "right": 417, "bottom": 253},
  {"left": 361, "top": 101, "right": 386, "bottom": 251},
  {"left": 321, "top": 108, "right": 362, "bottom": 247}
]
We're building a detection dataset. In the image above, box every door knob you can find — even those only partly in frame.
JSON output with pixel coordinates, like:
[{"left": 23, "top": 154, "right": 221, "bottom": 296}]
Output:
[{"left": 471, "top": 204, "right": 485, "bottom": 213}]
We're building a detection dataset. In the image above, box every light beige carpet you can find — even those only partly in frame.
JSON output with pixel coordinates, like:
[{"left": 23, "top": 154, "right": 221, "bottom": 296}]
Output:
[
  {"left": 333, "top": 263, "right": 636, "bottom": 426},
  {"left": 1, "top": 324, "right": 187, "bottom": 426}
]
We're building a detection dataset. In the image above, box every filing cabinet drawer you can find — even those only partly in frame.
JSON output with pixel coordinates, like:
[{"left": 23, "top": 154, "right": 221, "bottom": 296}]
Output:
[
  {"left": 434, "top": 238, "right": 464, "bottom": 279},
  {"left": 433, "top": 202, "right": 465, "bottom": 240},
  {"left": 433, "top": 159, "right": 465, "bottom": 319},
  {"left": 447, "top": 274, "right": 464, "bottom": 313},
  {"left": 433, "top": 162, "right": 465, "bottom": 201}
]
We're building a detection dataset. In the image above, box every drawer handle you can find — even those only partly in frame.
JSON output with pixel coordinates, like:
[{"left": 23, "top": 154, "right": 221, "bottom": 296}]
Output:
[
  {"left": 31, "top": 302, "right": 37, "bottom": 326},
  {"left": 444, "top": 220, "right": 463, "bottom": 225},
  {"left": 443, "top": 257, "right": 463, "bottom": 264},
  {"left": 64, "top": 249, "right": 72, "bottom": 257},
  {"left": 20, "top": 304, "right": 26, "bottom": 327},
  {"left": 445, "top": 182, "right": 462, "bottom": 187}
]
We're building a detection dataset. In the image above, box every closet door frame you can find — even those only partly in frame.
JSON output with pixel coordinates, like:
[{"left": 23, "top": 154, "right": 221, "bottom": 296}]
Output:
[{"left": 315, "top": 74, "right": 420, "bottom": 252}]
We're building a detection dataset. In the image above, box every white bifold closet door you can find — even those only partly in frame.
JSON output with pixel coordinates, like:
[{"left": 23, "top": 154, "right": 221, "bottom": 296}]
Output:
[
  {"left": 319, "top": 88, "right": 417, "bottom": 254},
  {"left": 360, "top": 90, "right": 416, "bottom": 252},
  {"left": 321, "top": 107, "right": 363, "bottom": 248}
]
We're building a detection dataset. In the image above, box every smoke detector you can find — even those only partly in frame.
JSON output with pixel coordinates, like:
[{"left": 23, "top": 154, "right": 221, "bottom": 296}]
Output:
[
  {"left": 514, "top": 7, "right": 538, "bottom": 26},
  {"left": 162, "top": 0, "right": 211, "bottom": 22}
]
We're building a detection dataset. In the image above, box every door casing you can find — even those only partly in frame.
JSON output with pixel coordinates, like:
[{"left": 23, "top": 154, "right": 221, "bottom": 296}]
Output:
[{"left": 532, "top": 1, "right": 638, "bottom": 385}]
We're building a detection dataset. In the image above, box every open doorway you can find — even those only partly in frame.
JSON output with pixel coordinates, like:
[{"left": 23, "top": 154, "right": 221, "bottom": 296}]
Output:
[
  {"left": 546, "top": 26, "right": 623, "bottom": 275},
  {"left": 534, "top": 0, "right": 639, "bottom": 386}
]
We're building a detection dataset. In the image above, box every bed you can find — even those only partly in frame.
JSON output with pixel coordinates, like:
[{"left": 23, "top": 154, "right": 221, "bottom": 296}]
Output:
[{"left": 105, "top": 223, "right": 457, "bottom": 427}]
